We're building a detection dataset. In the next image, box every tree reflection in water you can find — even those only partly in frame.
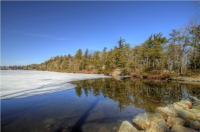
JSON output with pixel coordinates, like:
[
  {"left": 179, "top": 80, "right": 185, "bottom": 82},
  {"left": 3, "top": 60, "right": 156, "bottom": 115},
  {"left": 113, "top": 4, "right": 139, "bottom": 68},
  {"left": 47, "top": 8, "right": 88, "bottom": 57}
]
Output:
[{"left": 72, "top": 78, "right": 200, "bottom": 112}]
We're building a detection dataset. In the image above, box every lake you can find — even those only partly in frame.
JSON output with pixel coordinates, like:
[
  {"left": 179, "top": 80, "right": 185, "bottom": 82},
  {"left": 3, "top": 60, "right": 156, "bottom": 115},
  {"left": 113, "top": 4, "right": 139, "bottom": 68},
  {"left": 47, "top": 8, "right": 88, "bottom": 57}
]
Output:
[{"left": 1, "top": 71, "right": 200, "bottom": 132}]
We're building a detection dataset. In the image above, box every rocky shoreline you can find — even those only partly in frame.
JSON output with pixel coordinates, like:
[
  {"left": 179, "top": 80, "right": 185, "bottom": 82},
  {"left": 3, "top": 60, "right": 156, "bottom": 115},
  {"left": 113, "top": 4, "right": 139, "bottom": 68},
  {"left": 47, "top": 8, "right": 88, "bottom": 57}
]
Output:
[{"left": 119, "top": 95, "right": 200, "bottom": 132}]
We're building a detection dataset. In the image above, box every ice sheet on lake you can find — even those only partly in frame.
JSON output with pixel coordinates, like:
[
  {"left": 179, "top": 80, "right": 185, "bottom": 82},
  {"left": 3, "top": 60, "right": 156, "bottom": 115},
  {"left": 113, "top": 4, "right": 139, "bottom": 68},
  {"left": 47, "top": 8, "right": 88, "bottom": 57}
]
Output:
[{"left": 1, "top": 70, "right": 111, "bottom": 100}]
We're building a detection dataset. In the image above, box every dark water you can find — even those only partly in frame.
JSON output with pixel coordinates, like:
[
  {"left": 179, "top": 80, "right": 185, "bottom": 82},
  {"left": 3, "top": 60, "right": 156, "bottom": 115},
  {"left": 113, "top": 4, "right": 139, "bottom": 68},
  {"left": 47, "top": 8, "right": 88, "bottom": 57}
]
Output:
[{"left": 1, "top": 78, "right": 200, "bottom": 132}]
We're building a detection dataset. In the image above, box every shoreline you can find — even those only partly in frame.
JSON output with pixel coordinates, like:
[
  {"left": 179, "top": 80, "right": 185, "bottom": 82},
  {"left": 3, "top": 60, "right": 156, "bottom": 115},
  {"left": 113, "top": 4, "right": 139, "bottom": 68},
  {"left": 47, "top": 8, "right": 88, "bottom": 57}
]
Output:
[
  {"left": 119, "top": 95, "right": 200, "bottom": 132},
  {"left": 2, "top": 69, "right": 200, "bottom": 83},
  {"left": 169, "top": 77, "right": 200, "bottom": 83}
]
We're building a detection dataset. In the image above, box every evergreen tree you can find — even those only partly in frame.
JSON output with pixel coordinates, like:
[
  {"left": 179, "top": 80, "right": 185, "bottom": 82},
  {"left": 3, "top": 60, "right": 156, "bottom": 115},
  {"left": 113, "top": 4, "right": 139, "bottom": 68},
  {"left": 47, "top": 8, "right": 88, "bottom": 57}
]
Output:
[
  {"left": 115, "top": 37, "right": 126, "bottom": 67},
  {"left": 75, "top": 49, "right": 83, "bottom": 71},
  {"left": 82, "top": 49, "right": 89, "bottom": 70}
]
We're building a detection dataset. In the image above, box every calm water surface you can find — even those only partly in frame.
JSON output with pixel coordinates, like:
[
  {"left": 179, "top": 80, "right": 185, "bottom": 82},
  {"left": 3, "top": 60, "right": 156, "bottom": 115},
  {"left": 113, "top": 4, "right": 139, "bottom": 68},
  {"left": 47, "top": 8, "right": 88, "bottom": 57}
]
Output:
[{"left": 1, "top": 78, "right": 200, "bottom": 132}]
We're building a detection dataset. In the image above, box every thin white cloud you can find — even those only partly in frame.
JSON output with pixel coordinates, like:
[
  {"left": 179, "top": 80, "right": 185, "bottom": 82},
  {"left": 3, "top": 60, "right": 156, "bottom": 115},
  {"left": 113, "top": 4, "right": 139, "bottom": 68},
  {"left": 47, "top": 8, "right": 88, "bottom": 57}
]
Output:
[
  {"left": 6, "top": 30, "right": 69, "bottom": 41},
  {"left": 52, "top": 38, "right": 70, "bottom": 41},
  {"left": 23, "top": 33, "right": 50, "bottom": 38}
]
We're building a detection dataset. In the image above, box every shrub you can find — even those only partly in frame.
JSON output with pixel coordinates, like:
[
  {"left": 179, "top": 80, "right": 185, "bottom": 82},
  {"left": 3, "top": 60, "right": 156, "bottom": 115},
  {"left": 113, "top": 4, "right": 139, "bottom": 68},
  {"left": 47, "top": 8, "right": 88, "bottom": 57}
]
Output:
[
  {"left": 142, "top": 72, "right": 149, "bottom": 79},
  {"left": 162, "top": 72, "right": 178, "bottom": 78}
]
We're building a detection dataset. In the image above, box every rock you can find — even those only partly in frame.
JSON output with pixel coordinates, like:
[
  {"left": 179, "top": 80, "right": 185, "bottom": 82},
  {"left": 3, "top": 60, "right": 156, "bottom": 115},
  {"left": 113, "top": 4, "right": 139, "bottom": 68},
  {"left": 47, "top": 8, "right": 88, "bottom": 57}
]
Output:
[
  {"left": 113, "top": 76, "right": 123, "bottom": 81},
  {"left": 98, "top": 126, "right": 111, "bottom": 132},
  {"left": 167, "top": 116, "right": 185, "bottom": 128},
  {"left": 175, "top": 108, "right": 195, "bottom": 122},
  {"left": 145, "top": 119, "right": 169, "bottom": 132},
  {"left": 112, "top": 68, "right": 123, "bottom": 77},
  {"left": 146, "top": 113, "right": 164, "bottom": 124},
  {"left": 144, "top": 123, "right": 158, "bottom": 132},
  {"left": 190, "top": 121, "right": 200, "bottom": 130},
  {"left": 193, "top": 105, "right": 200, "bottom": 111},
  {"left": 197, "top": 94, "right": 200, "bottom": 100},
  {"left": 185, "top": 98, "right": 193, "bottom": 104},
  {"left": 133, "top": 113, "right": 149, "bottom": 130},
  {"left": 170, "top": 124, "right": 197, "bottom": 132},
  {"left": 189, "top": 96, "right": 200, "bottom": 102},
  {"left": 45, "top": 124, "right": 53, "bottom": 128},
  {"left": 116, "top": 120, "right": 123, "bottom": 127},
  {"left": 113, "top": 127, "right": 117, "bottom": 130},
  {"left": 155, "top": 105, "right": 179, "bottom": 120},
  {"left": 192, "top": 101, "right": 200, "bottom": 110},
  {"left": 43, "top": 118, "right": 54, "bottom": 124},
  {"left": 189, "top": 96, "right": 196, "bottom": 102},
  {"left": 186, "top": 109, "right": 200, "bottom": 121},
  {"left": 63, "top": 126, "right": 71, "bottom": 132},
  {"left": 133, "top": 112, "right": 163, "bottom": 130},
  {"left": 173, "top": 100, "right": 192, "bottom": 109},
  {"left": 118, "top": 120, "right": 139, "bottom": 132},
  {"left": 181, "top": 100, "right": 192, "bottom": 109}
]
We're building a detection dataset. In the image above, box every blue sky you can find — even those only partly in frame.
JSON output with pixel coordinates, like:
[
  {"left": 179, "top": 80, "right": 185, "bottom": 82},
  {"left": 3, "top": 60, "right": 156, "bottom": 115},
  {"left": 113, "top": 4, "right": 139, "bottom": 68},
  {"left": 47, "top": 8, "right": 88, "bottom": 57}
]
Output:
[{"left": 1, "top": 1, "right": 199, "bottom": 66}]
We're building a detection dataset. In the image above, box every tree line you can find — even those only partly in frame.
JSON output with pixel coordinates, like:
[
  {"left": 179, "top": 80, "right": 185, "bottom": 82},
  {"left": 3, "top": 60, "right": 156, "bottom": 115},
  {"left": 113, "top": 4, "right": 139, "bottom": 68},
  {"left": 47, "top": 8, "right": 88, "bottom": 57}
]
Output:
[{"left": 1, "top": 18, "right": 200, "bottom": 77}]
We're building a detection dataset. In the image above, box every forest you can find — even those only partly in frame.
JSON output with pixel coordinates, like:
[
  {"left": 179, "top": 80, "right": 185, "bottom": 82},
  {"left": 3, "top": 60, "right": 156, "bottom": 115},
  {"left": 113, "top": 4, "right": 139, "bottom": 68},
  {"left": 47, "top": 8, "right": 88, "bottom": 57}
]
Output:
[{"left": 1, "top": 18, "right": 200, "bottom": 78}]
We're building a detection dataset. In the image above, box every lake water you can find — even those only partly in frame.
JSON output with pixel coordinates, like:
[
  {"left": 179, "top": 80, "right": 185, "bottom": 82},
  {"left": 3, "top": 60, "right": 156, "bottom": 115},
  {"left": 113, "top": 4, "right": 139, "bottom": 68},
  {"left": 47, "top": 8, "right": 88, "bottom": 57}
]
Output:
[{"left": 1, "top": 71, "right": 200, "bottom": 132}]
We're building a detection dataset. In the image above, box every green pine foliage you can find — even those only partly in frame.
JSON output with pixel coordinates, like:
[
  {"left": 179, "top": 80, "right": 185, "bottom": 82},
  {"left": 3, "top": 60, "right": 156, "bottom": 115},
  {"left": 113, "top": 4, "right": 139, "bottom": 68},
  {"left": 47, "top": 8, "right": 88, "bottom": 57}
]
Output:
[{"left": 7, "top": 23, "right": 199, "bottom": 76}]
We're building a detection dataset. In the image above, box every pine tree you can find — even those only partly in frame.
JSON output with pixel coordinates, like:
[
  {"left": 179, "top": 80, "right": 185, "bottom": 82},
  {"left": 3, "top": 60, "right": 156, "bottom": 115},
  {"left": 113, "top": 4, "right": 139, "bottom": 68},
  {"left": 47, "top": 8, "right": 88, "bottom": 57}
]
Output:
[
  {"left": 75, "top": 49, "right": 83, "bottom": 71},
  {"left": 82, "top": 49, "right": 89, "bottom": 70},
  {"left": 115, "top": 37, "right": 126, "bottom": 67}
]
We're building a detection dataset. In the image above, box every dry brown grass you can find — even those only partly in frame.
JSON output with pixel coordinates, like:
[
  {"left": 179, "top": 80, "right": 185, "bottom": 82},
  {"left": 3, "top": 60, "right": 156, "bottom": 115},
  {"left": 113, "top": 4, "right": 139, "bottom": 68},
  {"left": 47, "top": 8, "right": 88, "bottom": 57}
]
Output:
[{"left": 148, "top": 74, "right": 166, "bottom": 80}]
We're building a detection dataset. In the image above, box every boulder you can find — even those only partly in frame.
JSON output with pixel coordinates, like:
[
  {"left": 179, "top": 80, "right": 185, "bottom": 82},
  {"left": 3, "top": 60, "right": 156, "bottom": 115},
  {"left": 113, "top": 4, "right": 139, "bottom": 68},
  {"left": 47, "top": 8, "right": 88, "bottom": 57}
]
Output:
[
  {"left": 170, "top": 124, "right": 197, "bottom": 132},
  {"left": 173, "top": 100, "right": 192, "bottom": 110},
  {"left": 118, "top": 120, "right": 139, "bottom": 132},
  {"left": 116, "top": 120, "right": 123, "bottom": 127},
  {"left": 192, "top": 101, "right": 200, "bottom": 110},
  {"left": 154, "top": 119, "right": 169, "bottom": 131},
  {"left": 180, "top": 99, "right": 192, "bottom": 108},
  {"left": 186, "top": 109, "right": 200, "bottom": 121},
  {"left": 132, "top": 113, "right": 163, "bottom": 130},
  {"left": 190, "top": 121, "right": 200, "bottom": 130},
  {"left": 98, "top": 126, "right": 111, "bottom": 132},
  {"left": 167, "top": 116, "right": 185, "bottom": 128},
  {"left": 192, "top": 105, "right": 200, "bottom": 111},
  {"left": 155, "top": 105, "right": 179, "bottom": 120},
  {"left": 189, "top": 96, "right": 200, "bottom": 102},
  {"left": 175, "top": 108, "right": 195, "bottom": 122},
  {"left": 197, "top": 94, "right": 200, "bottom": 100},
  {"left": 145, "top": 119, "right": 169, "bottom": 132},
  {"left": 45, "top": 124, "right": 53, "bottom": 128},
  {"left": 111, "top": 68, "right": 123, "bottom": 77},
  {"left": 133, "top": 113, "right": 149, "bottom": 130}
]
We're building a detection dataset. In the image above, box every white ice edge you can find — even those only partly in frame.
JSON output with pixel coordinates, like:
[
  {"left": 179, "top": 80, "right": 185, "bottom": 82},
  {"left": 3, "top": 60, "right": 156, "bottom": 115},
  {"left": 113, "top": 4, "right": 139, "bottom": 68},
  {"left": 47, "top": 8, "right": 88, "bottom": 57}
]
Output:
[{"left": 1, "top": 70, "right": 111, "bottom": 100}]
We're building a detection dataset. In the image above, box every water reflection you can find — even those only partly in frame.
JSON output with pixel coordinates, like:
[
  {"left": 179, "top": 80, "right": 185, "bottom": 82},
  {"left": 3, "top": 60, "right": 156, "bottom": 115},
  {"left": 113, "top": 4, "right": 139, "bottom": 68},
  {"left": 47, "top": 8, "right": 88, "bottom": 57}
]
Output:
[
  {"left": 72, "top": 78, "right": 200, "bottom": 112},
  {"left": 2, "top": 78, "right": 200, "bottom": 132}
]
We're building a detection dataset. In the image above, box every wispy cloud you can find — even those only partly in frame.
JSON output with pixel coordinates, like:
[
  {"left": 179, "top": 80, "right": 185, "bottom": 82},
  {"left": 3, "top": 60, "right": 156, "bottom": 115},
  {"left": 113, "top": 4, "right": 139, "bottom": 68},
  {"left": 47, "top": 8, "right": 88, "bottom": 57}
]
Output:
[
  {"left": 52, "top": 38, "right": 70, "bottom": 41},
  {"left": 6, "top": 30, "right": 69, "bottom": 41},
  {"left": 23, "top": 33, "right": 50, "bottom": 38}
]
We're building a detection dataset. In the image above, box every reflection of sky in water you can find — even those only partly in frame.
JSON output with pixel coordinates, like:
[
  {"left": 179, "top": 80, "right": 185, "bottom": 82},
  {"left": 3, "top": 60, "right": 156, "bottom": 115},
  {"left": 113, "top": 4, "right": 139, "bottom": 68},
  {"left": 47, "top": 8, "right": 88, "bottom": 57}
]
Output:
[
  {"left": 1, "top": 88, "right": 145, "bottom": 132},
  {"left": 2, "top": 78, "right": 200, "bottom": 132}
]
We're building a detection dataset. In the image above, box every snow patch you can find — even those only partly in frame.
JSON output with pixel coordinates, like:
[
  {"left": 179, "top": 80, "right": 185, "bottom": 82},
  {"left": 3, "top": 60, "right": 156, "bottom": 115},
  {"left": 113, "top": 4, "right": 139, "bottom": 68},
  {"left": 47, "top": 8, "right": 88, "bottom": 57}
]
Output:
[{"left": 1, "top": 70, "right": 111, "bottom": 100}]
